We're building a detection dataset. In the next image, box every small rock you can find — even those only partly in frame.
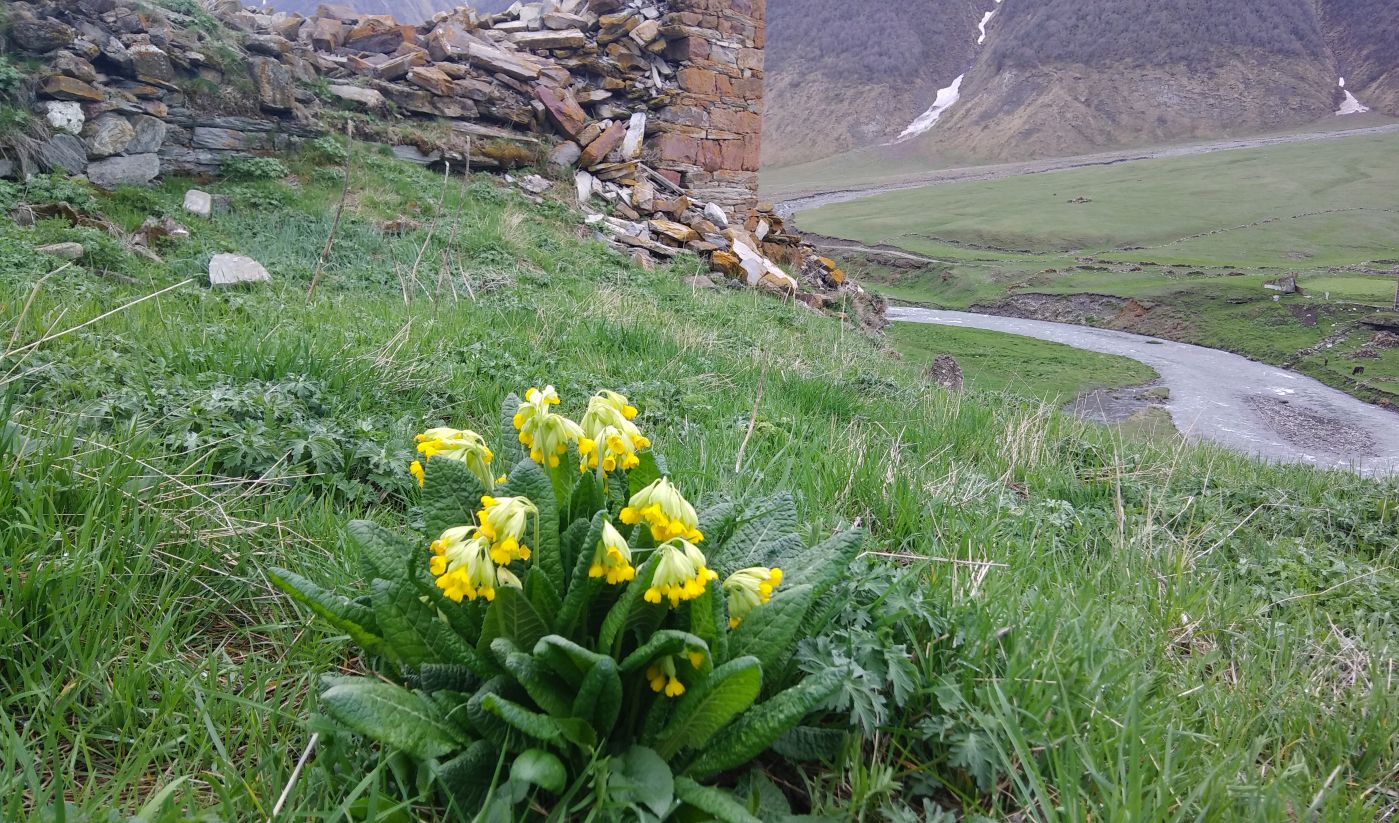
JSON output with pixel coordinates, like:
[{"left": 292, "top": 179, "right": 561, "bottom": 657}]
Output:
[
  {"left": 183, "top": 189, "right": 213, "bottom": 218},
  {"left": 37, "top": 242, "right": 85, "bottom": 261},
  {"left": 87, "top": 153, "right": 160, "bottom": 189},
  {"left": 83, "top": 113, "right": 136, "bottom": 159},
  {"left": 631, "top": 250, "right": 656, "bottom": 271},
  {"left": 37, "top": 134, "right": 89, "bottom": 174},
  {"left": 37, "top": 75, "right": 106, "bottom": 103},
  {"left": 382, "top": 217, "right": 422, "bottom": 235},
  {"left": 621, "top": 112, "right": 646, "bottom": 160},
  {"left": 327, "top": 84, "right": 386, "bottom": 108},
  {"left": 128, "top": 44, "right": 175, "bottom": 85},
  {"left": 518, "top": 174, "right": 551, "bottom": 195},
  {"left": 134, "top": 216, "right": 189, "bottom": 246},
  {"left": 250, "top": 57, "right": 294, "bottom": 112},
  {"left": 548, "top": 141, "right": 583, "bottom": 169},
  {"left": 11, "top": 18, "right": 77, "bottom": 53},
  {"left": 209, "top": 253, "right": 271, "bottom": 286},
  {"left": 927, "top": 355, "right": 964, "bottom": 392},
  {"left": 704, "top": 202, "right": 729, "bottom": 228},
  {"left": 126, "top": 115, "right": 166, "bottom": 154},
  {"left": 42, "top": 101, "right": 86, "bottom": 135},
  {"left": 682, "top": 274, "right": 717, "bottom": 290}
]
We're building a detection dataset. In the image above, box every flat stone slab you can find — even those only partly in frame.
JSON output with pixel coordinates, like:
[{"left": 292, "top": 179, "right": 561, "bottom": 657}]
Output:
[{"left": 209, "top": 253, "right": 271, "bottom": 286}]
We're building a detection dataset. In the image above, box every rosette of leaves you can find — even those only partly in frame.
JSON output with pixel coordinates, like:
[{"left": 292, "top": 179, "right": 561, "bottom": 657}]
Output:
[{"left": 271, "top": 395, "right": 863, "bottom": 820}]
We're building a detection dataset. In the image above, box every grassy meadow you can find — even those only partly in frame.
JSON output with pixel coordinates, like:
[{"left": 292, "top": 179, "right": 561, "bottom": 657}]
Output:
[
  {"left": 1, "top": 144, "right": 1397, "bottom": 820},
  {"left": 801, "top": 130, "right": 1399, "bottom": 406}
]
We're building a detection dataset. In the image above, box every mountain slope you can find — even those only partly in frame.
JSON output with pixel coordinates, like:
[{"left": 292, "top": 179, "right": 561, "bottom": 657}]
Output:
[
  {"left": 1317, "top": 0, "right": 1399, "bottom": 115},
  {"left": 762, "top": 0, "right": 991, "bottom": 167}
]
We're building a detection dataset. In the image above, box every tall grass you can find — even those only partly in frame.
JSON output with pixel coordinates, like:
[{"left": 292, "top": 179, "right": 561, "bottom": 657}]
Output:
[{"left": 0, "top": 149, "right": 1394, "bottom": 819}]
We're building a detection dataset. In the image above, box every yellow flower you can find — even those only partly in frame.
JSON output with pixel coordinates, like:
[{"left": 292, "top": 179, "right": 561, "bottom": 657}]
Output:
[
  {"left": 581, "top": 391, "right": 647, "bottom": 446},
  {"left": 588, "top": 520, "right": 636, "bottom": 585},
  {"left": 513, "top": 386, "right": 585, "bottom": 469},
  {"left": 476, "top": 495, "right": 536, "bottom": 565},
  {"left": 578, "top": 424, "right": 644, "bottom": 475},
  {"left": 414, "top": 427, "right": 495, "bottom": 488},
  {"left": 643, "top": 538, "right": 718, "bottom": 608},
  {"left": 410, "top": 460, "right": 425, "bottom": 487},
  {"left": 645, "top": 655, "right": 691, "bottom": 698},
  {"left": 724, "top": 567, "right": 784, "bottom": 628},
  {"left": 429, "top": 526, "right": 521, "bottom": 603},
  {"left": 621, "top": 478, "right": 703, "bottom": 543}
]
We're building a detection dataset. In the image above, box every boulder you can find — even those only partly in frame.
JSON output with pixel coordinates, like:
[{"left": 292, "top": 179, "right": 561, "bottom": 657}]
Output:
[
  {"left": 344, "top": 17, "right": 407, "bottom": 53},
  {"left": 37, "top": 242, "right": 85, "bottom": 261},
  {"left": 621, "top": 111, "right": 646, "bottom": 160},
  {"left": 426, "top": 21, "right": 475, "bottom": 61},
  {"left": 128, "top": 44, "right": 175, "bottom": 85},
  {"left": 548, "top": 141, "right": 582, "bottom": 168},
  {"left": 536, "top": 86, "right": 588, "bottom": 139},
  {"left": 209, "top": 253, "right": 272, "bottom": 286},
  {"left": 87, "top": 153, "right": 160, "bottom": 189},
  {"left": 82, "top": 113, "right": 136, "bottom": 159},
  {"left": 42, "top": 102, "right": 86, "bottom": 135},
  {"left": 510, "top": 29, "right": 588, "bottom": 50},
  {"left": 704, "top": 202, "right": 729, "bottom": 228},
  {"left": 11, "top": 18, "right": 77, "bottom": 53},
  {"left": 37, "top": 134, "right": 89, "bottom": 174},
  {"left": 927, "top": 356, "right": 964, "bottom": 392},
  {"left": 578, "top": 120, "right": 626, "bottom": 167},
  {"left": 37, "top": 75, "right": 105, "bottom": 103},
  {"left": 183, "top": 189, "right": 213, "bottom": 218},
  {"left": 310, "top": 18, "right": 345, "bottom": 51},
  {"left": 407, "top": 66, "right": 455, "bottom": 96},
  {"left": 328, "top": 84, "right": 386, "bottom": 108},
  {"left": 126, "top": 115, "right": 167, "bottom": 154},
  {"left": 250, "top": 57, "right": 294, "bottom": 112}
]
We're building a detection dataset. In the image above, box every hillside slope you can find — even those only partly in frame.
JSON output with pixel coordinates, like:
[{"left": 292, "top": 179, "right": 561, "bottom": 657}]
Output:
[
  {"left": 762, "top": 0, "right": 990, "bottom": 167},
  {"left": 1317, "top": 0, "right": 1399, "bottom": 115}
]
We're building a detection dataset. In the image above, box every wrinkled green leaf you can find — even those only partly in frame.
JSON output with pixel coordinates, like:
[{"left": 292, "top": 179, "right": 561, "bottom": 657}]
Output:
[
  {"left": 499, "top": 458, "right": 563, "bottom": 590},
  {"left": 674, "top": 777, "right": 763, "bottom": 823},
  {"left": 421, "top": 459, "right": 487, "bottom": 540},
  {"left": 320, "top": 678, "right": 465, "bottom": 760},
  {"left": 573, "top": 657, "right": 622, "bottom": 733},
  {"left": 480, "top": 693, "right": 595, "bottom": 750},
  {"left": 478, "top": 586, "right": 548, "bottom": 658},
  {"left": 654, "top": 656, "right": 762, "bottom": 759},
  {"left": 533, "top": 634, "right": 608, "bottom": 689},
  {"left": 687, "top": 667, "right": 844, "bottom": 779},
  {"left": 498, "top": 393, "right": 525, "bottom": 467},
  {"left": 269, "top": 568, "right": 387, "bottom": 658},
  {"left": 619, "top": 630, "right": 709, "bottom": 674},
  {"left": 599, "top": 550, "right": 661, "bottom": 652},
  {"left": 348, "top": 520, "right": 417, "bottom": 583},
  {"left": 728, "top": 584, "right": 814, "bottom": 686}
]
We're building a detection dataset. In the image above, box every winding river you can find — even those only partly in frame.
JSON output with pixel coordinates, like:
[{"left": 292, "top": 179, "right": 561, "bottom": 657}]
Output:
[{"left": 891, "top": 308, "right": 1399, "bottom": 477}]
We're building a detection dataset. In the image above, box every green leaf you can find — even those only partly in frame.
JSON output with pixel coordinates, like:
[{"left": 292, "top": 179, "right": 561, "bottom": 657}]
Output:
[
  {"left": 728, "top": 584, "right": 814, "bottom": 686},
  {"left": 710, "top": 494, "right": 798, "bottom": 568},
  {"left": 686, "top": 667, "right": 843, "bottom": 779},
  {"left": 498, "top": 392, "right": 525, "bottom": 467},
  {"left": 654, "top": 657, "right": 762, "bottom": 760},
  {"left": 347, "top": 520, "right": 417, "bottom": 583},
  {"left": 320, "top": 678, "right": 466, "bottom": 760},
  {"left": 499, "top": 458, "right": 563, "bottom": 591},
  {"left": 409, "top": 664, "right": 480, "bottom": 694},
  {"left": 573, "top": 657, "right": 622, "bottom": 733},
  {"left": 559, "top": 516, "right": 592, "bottom": 588},
  {"left": 599, "top": 550, "right": 661, "bottom": 652},
  {"left": 619, "top": 630, "right": 709, "bottom": 674},
  {"left": 498, "top": 643, "right": 573, "bottom": 718},
  {"left": 421, "top": 458, "right": 488, "bottom": 540},
  {"left": 696, "top": 502, "right": 740, "bottom": 547},
  {"left": 673, "top": 777, "right": 763, "bottom": 823},
  {"left": 567, "top": 472, "right": 604, "bottom": 525},
  {"left": 510, "top": 748, "right": 567, "bottom": 794},
  {"left": 478, "top": 586, "right": 548, "bottom": 658},
  {"left": 525, "top": 568, "right": 562, "bottom": 625},
  {"left": 465, "top": 676, "right": 512, "bottom": 746},
  {"left": 611, "top": 746, "right": 674, "bottom": 819},
  {"left": 774, "top": 528, "right": 864, "bottom": 598},
  {"left": 534, "top": 635, "right": 609, "bottom": 689},
  {"left": 557, "top": 513, "right": 607, "bottom": 637},
  {"left": 268, "top": 567, "right": 387, "bottom": 658},
  {"left": 627, "top": 450, "right": 667, "bottom": 498},
  {"left": 771, "top": 726, "right": 845, "bottom": 762},
  {"left": 688, "top": 586, "right": 727, "bottom": 664},
  {"left": 480, "top": 693, "right": 596, "bottom": 750},
  {"left": 437, "top": 741, "right": 497, "bottom": 815},
  {"left": 370, "top": 578, "right": 435, "bottom": 665}
]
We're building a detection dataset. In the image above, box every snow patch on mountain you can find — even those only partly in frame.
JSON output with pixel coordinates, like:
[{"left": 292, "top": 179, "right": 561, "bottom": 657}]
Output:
[
  {"left": 897, "top": 74, "right": 964, "bottom": 140},
  {"left": 1337, "top": 77, "right": 1370, "bottom": 115},
  {"left": 977, "top": 0, "right": 1003, "bottom": 45}
]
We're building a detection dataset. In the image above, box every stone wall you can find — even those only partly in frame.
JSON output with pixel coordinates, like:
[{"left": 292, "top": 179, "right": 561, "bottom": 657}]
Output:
[{"left": 651, "top": 0, "right": 764, "bottom": 214}]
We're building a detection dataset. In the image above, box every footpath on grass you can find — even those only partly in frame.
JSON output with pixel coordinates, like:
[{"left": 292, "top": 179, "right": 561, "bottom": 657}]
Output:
[{"left": 892, "top": 307, "right": 1399, "bottom": 476}]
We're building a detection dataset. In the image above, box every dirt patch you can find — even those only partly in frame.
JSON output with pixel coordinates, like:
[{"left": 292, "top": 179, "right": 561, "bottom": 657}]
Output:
[
  {"left": 1069, "top": 381, "right": 1169, "bottom": 425},
  {"left": 1245, "top": 396, "right": 1378, "bottom": 454},
  {"left": 971, "top": 292, "right": 1192, "bottom": 339},
  {"left": 1288, "top": 304, "right": 1320, "bottom": 327}
]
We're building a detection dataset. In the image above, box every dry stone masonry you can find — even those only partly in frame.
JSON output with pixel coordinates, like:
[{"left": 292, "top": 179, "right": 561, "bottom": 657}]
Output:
[{"left": 3, "top": 0, "right": 877, "bottom": 315}]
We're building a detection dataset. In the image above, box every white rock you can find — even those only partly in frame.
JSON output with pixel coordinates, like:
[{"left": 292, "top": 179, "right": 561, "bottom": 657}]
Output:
[
  {"left": 209, "top": 253, "right": 271, "bottom": 286},
  {"left": 37, "top": 242, "right": 85, "bottom": 261},
  {"left": 704, "top": 202, "right": 728, "bottom": 228},
  {"left": 43, "top": 101, "right": 85, "bottom": 135},
  {"left": 519, "top": 174, "right": 550, "bottom": 194},
  {"left": 575, "top": 170, "right": 595, "bottom": 204},
  {"left": 621, "top": 111, "right": 646, "bottom": 160},
  {"left": 183, "top": 189, "right": 213, "bottom": 218},
  {"left": 328, "top": 84, "right": 386, "bottom": 108}
]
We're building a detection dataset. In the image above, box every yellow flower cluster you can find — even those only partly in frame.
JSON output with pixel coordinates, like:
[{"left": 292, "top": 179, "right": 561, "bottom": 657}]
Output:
[
  {"left": 430, "top": 526, "right": 521, "bottom": 603},
  {"left": 644, "top": 538, "right": 718, "bottom": 607},
  {"left": 578, "top": 391, "right": 650, "bottom": 476},
  {"left": 645, "top": 652, "right": 704, "bottom": 698},
  {"left": 513, "top": 386, "right": 586, "bottom": 469},
  {"left": 588, "top": 520, "right": 636, "bottom": 585},
  {"left": 410, "top": 427, "right": 496, "bottom": 489},
  {"left": 723, "top": 567, "right": 784, "bottom": 628},
  {"left": 620, "top": 478, "right": 704, "bottom": 543},
  {"left": 476, "top": 495, "right": 536, "bottom": 565}
]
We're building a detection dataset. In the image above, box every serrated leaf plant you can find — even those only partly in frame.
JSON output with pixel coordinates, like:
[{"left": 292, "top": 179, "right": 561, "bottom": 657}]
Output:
[{"left": 271, "top": 386, "right": 863, "bottom": 819}]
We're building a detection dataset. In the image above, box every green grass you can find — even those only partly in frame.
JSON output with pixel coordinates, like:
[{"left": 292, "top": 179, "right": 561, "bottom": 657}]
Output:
[
  {"left": 807, "top": 131, "right": 1399, "bottom": 406},
  {"left": 1, "top": 148, "right": 1396, "bottom": 820},
  {"left": 890, "top": 323, "right": 1157, "bottom": 403}
]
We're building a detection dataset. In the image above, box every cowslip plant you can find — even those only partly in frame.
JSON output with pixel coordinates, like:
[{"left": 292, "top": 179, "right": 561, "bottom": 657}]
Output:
[{"left": 271, "top": 387, "right": 863, "bottom": 820}]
